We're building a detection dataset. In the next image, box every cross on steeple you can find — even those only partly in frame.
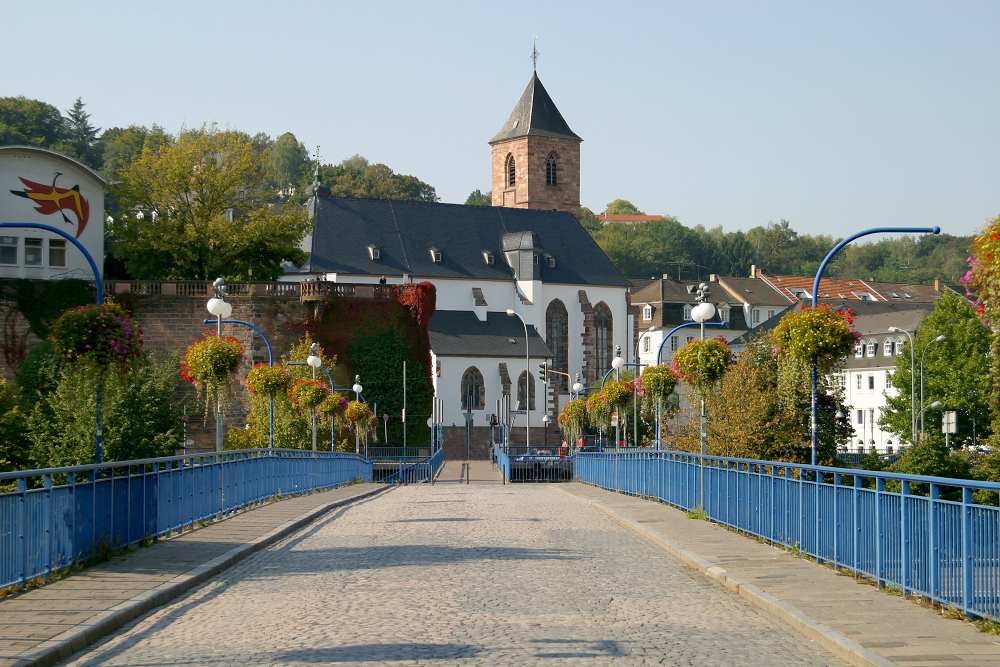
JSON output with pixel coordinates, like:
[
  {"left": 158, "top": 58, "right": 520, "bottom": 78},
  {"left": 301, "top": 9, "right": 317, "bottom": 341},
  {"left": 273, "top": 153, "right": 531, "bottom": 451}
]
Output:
[{"left": 531, "top": 36, "right": 539, "bottom": 71}]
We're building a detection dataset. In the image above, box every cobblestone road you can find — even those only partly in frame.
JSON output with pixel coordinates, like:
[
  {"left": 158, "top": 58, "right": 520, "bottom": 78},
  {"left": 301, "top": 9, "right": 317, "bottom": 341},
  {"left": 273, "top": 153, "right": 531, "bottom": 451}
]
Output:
[{"left": 62, "top": 485, "right": 843, "bottom": 666}]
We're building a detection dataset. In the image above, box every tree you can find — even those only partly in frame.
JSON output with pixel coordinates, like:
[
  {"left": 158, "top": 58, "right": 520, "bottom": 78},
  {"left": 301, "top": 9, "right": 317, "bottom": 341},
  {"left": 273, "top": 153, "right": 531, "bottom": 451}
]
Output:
[
  {"left": 109, "top": 125, "right": 311, "bottom": 280},
  {"left": 578, "top": 207, "right": 603, "bottom": 233},
  {"left": 97, "top": 125, "right": 172, "bottom": 183},
  {"left": 880, "top": 290, "right": 991, "bottom": 448},
  {"left": 64, "top": 98, "right": 101, "bottom": 169},
  {"left": 465, "top": 189, "right": 492, "bottom": 206},
  {"left": 0, "top": 96, "right": 66, "bottom": 149},
  {"left": 604, "top": 199, "right": 644, "bottom": 216},
  {"left": 267, "top": 132, "right": 310, "bottom": 199},
  {"left": 289, "top": 154, "right": 438, "bottom": 205}
]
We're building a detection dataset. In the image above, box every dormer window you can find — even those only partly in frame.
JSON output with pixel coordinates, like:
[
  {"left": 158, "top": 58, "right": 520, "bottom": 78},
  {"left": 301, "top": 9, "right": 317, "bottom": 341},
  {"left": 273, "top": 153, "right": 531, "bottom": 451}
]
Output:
[
  {"left": 506, "top": 153, "right": 516, "bottom": 188},
  {"left": 884, "top": 338, "right": 894, "bottom": 356},
  {"left": 642, "top": 305, "right": 652, "bottom": 321},
  {"left": 853, "top": 292, "right": 873, "bottom": 301},
  {"left": 429, "top": 247, "right": 442, "bottom": 263},
  {"left": 855, "top": 340, "right": 865, "bottom": 357},
  {"left": 368, "top": 245, "right": 381, "bottom": 261},
  {"left": 545, "top": 254, "right": 555, "bottom": 268},
  {"left": 866, "top": 340, "right": 877, "bottom": 357},
  {"left": 789, "top": 288, "right": 812, "bottom": 299},
  {"left": 546, "top": 154, "right": 558, "bottom": 186},
  {"left": 483, "top": 251, "right": 495, "bottom": 266}
]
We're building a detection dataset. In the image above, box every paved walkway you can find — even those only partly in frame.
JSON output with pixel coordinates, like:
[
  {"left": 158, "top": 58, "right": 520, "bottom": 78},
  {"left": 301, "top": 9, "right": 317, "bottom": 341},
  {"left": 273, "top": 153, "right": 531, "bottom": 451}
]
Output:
[
  {"left": 0, "top": 483, "right": 387, "bottom": 667},
  {"left": 558, "top": 484, "right": 1000, "bottom": 667},
  {"left": 60, "top": 484, "right": 842, "bottom": 666},
  {"left": 435, "top": 460, "right": 504, "bottom": 485}
]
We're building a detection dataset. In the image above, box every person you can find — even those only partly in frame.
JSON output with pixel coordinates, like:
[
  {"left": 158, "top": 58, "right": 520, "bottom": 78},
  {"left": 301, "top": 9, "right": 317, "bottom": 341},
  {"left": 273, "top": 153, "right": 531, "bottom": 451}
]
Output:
[{"left": 379, "top": 275, "right": 387, "bottom": 284}]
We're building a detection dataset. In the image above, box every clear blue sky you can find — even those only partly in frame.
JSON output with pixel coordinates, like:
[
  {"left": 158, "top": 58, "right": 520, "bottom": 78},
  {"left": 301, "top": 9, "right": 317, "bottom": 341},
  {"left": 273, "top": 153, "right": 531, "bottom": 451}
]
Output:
[{"left": 2, "top": 0, "right": 997, "bottom": 239}]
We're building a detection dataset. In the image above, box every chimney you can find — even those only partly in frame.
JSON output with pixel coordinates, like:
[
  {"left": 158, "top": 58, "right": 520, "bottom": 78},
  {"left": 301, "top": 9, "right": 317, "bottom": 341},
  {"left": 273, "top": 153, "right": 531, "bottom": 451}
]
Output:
[
  {"left": 934, "top": 278, "right": 942, "bottom": 292},
  {"left": 709, "top": 274, "right": 717, "bottom": 282},
  {"left": 663, "top": 273, "right": 670, "bottom": 280},
  {"left": 750, "top": 264, "right": 756, "bottom": 279}
]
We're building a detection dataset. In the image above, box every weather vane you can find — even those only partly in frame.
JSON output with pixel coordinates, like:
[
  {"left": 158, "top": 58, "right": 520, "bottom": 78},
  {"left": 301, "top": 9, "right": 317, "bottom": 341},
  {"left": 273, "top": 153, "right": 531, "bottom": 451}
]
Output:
[{"left": 531, "top": 35, "right": 539, "bottom": 71}]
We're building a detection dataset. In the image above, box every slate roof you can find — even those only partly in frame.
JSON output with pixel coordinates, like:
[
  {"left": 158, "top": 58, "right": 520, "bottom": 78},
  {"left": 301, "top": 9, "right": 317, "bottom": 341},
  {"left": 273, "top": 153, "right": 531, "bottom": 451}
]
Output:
[
  {"left": 299, "top": 197, "right": 628, "bottom": 287},
  {"left": 631, "top": 278, "right": 699, "bottom": 304},
  {"left": 864, "top": 281, "right": 961, "bottom": 303},
  {"left": 429, "top": 310, "right": 553, "bottom": 358},
  {"left": 489, "top": 73, "right": 582, "bottom": 144},
  {"left": 715, "top": 277, "right": 793, "bottom": 306}
]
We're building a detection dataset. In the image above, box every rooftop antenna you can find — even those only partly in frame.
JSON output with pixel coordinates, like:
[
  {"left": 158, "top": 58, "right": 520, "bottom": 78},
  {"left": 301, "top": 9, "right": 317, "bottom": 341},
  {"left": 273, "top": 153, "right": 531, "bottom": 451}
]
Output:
[{"left": 531, "top": 35, "right": 539, "bottom": 71}]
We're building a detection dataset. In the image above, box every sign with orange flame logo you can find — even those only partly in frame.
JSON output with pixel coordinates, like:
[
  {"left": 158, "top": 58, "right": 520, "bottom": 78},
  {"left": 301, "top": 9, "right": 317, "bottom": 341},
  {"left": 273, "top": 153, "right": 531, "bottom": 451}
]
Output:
[{"left": 10, "top": 173, "right": 89, "bottom": 238}]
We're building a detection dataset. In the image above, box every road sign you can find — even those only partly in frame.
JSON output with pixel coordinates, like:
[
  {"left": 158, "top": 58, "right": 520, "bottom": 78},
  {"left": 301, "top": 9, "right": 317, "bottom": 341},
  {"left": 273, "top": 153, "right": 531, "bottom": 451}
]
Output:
[
  {"left": 611, "top": 411, "right": 618, "bottom": 426},
  {"left": 943, "top": 411, "right": 958, "bottom": 434}
]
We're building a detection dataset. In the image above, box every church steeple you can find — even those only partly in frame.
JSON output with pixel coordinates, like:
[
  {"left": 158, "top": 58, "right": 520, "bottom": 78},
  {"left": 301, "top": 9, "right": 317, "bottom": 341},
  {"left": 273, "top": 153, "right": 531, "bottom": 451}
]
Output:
[{"left": 489, "top": 72, "right": 582, "bottom": 218}]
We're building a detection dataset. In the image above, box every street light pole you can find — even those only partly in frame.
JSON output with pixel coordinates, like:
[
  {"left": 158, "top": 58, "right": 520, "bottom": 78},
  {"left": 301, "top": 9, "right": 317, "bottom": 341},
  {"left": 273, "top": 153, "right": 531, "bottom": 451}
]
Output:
[
  {"left": 353, "top": 376, "right": 364, "bottom": 454},
  {"left": 307, "top": 344, "right": 322, "bottom": 455},
  {"left": 506, "top": 309, "right": 530, "bottom": 453},
  {"left": 612, "top": 346, "right": 625, "bottom": 447},
  {"left": 888, "top": 327, "right": 916, "bottom": 444},
  {"left": 920, "top": 335, "right": 947, "bottom": 440},
  {"left": 206, "top": 278, "right": 233, "bottom": 453}
]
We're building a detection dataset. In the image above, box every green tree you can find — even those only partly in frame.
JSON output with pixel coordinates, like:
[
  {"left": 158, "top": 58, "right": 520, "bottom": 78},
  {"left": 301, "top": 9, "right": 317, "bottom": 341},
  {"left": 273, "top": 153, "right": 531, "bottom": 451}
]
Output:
[
  {"left": 64, "top": 97, "right": 101, "bottom": 169},
  {"left": 290, "top": 154, "right": 438, "bottom": 205},
  {"left": 465, "top": 189, "right": 492, "bottom": 206},
  {"left": 97, "top": 125, "right": 172, "bottom": 182},
  {"left": 880, "top": 290, "right": 990, "bottom": 448},
  {"left": 604, "top": 199, "right": 644, "bottom": 216},
  {"left": 267, "top": 132, "right": 310, "bottom": 199},
  {"left": 0, "top": 96, "right": 66, "bottom": 149},
  {"left": 109, "top": 125, "right": 310, "bottom": 280}
]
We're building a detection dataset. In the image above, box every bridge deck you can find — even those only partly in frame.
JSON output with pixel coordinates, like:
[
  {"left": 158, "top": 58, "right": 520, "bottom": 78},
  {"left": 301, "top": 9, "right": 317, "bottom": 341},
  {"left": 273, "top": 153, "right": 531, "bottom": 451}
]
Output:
[{"left": 0, "top": 479, "right": 996, "bottom": 665}]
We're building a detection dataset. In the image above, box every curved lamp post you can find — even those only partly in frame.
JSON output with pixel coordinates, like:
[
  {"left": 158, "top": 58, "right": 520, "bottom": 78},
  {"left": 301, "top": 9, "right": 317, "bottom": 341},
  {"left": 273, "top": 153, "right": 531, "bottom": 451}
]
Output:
[
  {"left": 921, "top": 335, "right": 947, "bottom": 440},
  {"left": 353, "top": 376, "right": 363, "bottom": 454},
  {"left": 0, "top": 222, "right": 105, "bottom": 462},
  {"left": 572, "top": 374, "right": 583, "bottom": 400},
  {"left": 919, "top": 400, "right": 944, "bottom": 438},
  {"left": 611, "top": 346, "right": 625, "bottom": 448},
  {"left": 809, "top": 226, "right": 940, "bottom": 464},
  {"left": 888, "top": 326, "right": 916, "bottom": 444},
  {"left": 287, "top": 357, "right": 337, "bottom": 450},
  {"left": 206, "top": 280, "right": 233, "bottom": 453},
  {"left": 307, "top": 345, "right": 323, "bottom": 453},
  {"left": 506, "top": 309, "right": 530, "bottom": 452}
]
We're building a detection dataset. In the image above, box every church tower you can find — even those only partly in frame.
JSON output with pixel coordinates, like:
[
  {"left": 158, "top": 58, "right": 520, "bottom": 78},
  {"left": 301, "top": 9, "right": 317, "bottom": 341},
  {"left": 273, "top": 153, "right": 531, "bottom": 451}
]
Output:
[{"left": 489, "top": 72, "right": 582, "bottom": 218}]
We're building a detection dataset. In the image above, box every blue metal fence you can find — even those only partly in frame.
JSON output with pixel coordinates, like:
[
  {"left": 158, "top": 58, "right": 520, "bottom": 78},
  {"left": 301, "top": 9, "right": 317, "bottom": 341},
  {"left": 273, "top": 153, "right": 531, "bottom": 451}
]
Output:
[
  {"left": 0, "top": 448, "right": 372, "bottom": 589},
  {"left": 381, "top": 448, "right": 445, "bottom": 484},
  {"left": 574, "top": 450, "right": 1000, "bottom": 621}
]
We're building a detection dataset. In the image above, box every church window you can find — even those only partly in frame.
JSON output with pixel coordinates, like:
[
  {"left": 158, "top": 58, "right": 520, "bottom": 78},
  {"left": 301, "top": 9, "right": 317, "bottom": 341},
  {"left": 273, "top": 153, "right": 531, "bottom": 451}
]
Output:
[
  {"left": 506, "top": 154, "right": 516, "bottom": 188},
  {"left": 546, "top": 154, "right": 558, "bottom": 186},
  {"left": 546, "top": 300, "right": 568, "bottom": 390},
  {"left": 517, "top": 371, "right": 535, "bottom": 411},
  {"left": 594, "top": 303, "right": 612, "bottom": 378},
  {"left": 461, "top": 367, "right": 485, "bottom": 411}
]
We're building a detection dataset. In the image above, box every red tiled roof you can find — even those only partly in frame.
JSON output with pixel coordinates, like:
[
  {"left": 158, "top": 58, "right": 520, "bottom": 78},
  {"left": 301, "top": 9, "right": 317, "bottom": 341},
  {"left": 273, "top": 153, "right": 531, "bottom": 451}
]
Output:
[{"left": 760, "top": 273, "right": 885, "bottom": 302}]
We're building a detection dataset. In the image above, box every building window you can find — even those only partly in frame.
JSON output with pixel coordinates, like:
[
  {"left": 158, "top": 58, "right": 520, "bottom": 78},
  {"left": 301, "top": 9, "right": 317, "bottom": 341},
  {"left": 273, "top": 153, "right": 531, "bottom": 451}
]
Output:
[
  {"left": 685, "top": 336, "right": 694, "bottom": 344},
  {"left": 517, "top": 371, "right": 535, "bottom": 411},
  {"left": 368, "top": 245, "right": 381, "bottom": 261},
  {"left": 883, "top": 338, "right": 893, "bottom": 357},
  {"left": 546, "top": 300, "right": 568, "bottom": 390},
  {"left": 0, "top": 237, "right": 17, "bottom": 265},
  {"left": 866, "top": 340, "right": 877, "bottom": 357},
  {"left": 642, "top": 305, "right": 652, "bottom": 321},
  {"left": 895, "top": 336, "right": 906, "bottom": 352},
  {"left": 767, "top": 309, "right": 775, "bottom": 320},
  {"left": 483, "top": 251, "right": 495, "bottom": 265},
  {"left": 856, "top": 374, "right": 862, "bottom": 390},
  {"left": 533, "top": 254, "right": 539, "bottom": 265},
  {"left": 670, "top": 336, "right": 678, "bottom": 352},
  {"left": 24, "top": 238, "right": 42, "bottom": 266},
  {"left": 48, "top": 240, "right": 66, "bottom": 267},
  {"left": 856, "top": 410, "right": 863, "bottom": 424},
  {"left": 593, "top": 303, "right": 612, "bottom": 379},
  {"left": 429, "top": 248, "right": 442, "bottom": 263},
  {"left": 868, "top": 374, "right": 875, "bottom": 390},
  {"left": 855, "top": 340, "right": 865, "bottom": 357},
  {"left": 752, "top": 309, "right": 760, "bottom": 324},
  {"left": 546, "top": 255, "right": 556, "bottom": 268},
  {"left": 546, "top": 154, "right": 558, "bottom": 186},
  {"left": 461, "top": 367, "right": 485, "bottom": 411},
  {"left": 506, "top": 153, "right": 516, "bottom": 188},
  {"left": 683, "top": 305, "right": 693, "bottom": 321},
  {"left": 643, "top": 336, "right": 651, "bottom": 353},
  {"left": 869, "top": 408, "right": 875, "bottom": 426},
  {"left": 720, "top": 309, "right": 729, "bottom": 323}
]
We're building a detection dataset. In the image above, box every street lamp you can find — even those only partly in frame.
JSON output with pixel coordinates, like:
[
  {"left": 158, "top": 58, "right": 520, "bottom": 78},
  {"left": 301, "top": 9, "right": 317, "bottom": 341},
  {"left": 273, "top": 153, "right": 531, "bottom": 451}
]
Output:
[
  {"left": 352, "top": 375, "right": 363, "bottom": 454},
  {"left": 307, "top": 344, "right": 322, "bottom": 454},
  {"left": 919, "top": 400, "right": 943, "bottom": 438},
  {"left": 206, "top": 279, "right": 233, "bottom": 452},
  {"left": 888, "top": 326, "right": 916, "bottom": 444},
  {"left": 920, "top": 335, "right": 947, "bottom": 440},
  {"left": 612, "top": 346, "right": 624, "bottom": 448},
  {"left": 506, "top": 309, "right": 530, "bottom": 452},
  {"left": 572, "top": 374, "right": 583, "bottom": 399},
  {"left": 691, "top": 286, "right": 716, "bottom": 462},
  {"left": 542, "top": 414, "right": 550, "bottom": 448}
]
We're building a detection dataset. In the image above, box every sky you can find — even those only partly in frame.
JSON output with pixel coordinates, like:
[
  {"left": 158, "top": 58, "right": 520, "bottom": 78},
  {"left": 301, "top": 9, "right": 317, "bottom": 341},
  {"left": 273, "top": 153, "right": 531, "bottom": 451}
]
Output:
[{"left": 2, "top": 0, "right": 998, "bottom": 240}]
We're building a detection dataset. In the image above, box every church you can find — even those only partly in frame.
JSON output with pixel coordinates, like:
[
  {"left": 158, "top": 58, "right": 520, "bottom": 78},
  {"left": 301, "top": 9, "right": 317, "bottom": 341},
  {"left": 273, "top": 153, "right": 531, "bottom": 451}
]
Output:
[{"left": 290, "top": 72, "right": 631, "bottom": 451}]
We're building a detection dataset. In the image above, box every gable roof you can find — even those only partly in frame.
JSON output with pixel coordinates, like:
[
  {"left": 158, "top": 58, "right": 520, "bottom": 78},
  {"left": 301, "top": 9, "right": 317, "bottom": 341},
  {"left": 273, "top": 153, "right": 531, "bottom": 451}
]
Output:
[
  {"left": 631, "top": 278, "right": 700, "bottom": 304},
  {"left": 429, "top": 310, "right": 553, "bottom": 358},
  {"left": 715, "top": 277, "right": 794, "bottom": 306},
  {"left": 759, "top": 273, "right": 884, "bottom": 302},
  {"left": 301, "top": 197, "right": 628, "bottom": 287},
  {"left": 489, "top": 73, "right": 582, "bottom": 144}
]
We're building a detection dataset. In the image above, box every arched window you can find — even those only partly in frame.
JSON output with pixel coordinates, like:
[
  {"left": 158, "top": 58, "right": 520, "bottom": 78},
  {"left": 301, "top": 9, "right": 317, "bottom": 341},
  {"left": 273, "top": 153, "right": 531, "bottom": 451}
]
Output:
[
  {"left": 506, "top": 153, "right": 516, "bottom": 188},
  {"left": 855, "top": 339, "right": 865, "bottom": 357},
  {"left": 461, "top": 367, "right": 485, "bottom": 411},
  {"left": 866, "top": 340, "right": 877, "bottom": 357},
  {"left": 546, "top": 154, "right": 558, "bottom": 186},
  {"left": 546, "top": 299, "right": 569, "bottom": 390},
  {"left": 517, "top": 371, "right": 535, "bottom": 411},
  {"left": 594, "top": 303, "right": 612, "bottom": 379},
  {"left": 883, "top": 338, "right": 894, "bottom": 357},
  {"left": 642, "top": 304, "right": 652, "bottom": 321}
]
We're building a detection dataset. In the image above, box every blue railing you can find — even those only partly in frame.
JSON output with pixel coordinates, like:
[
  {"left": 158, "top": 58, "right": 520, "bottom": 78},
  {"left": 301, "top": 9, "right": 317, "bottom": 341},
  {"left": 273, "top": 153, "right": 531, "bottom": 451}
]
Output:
[
  {"left": 368, "top": 447, "right": 433, "bottom": 460},
  {"left": 380, "top": 448, "right": 444, "bottom": 484},
  {"left": 497, "top": 447, "right": 511, "bottom": 481},
  {"left": 0, "top": 448, "right": 372, "bottom": 589},
  {"left": 575, "top": 450, "right": 1000, "bottom": 621}
]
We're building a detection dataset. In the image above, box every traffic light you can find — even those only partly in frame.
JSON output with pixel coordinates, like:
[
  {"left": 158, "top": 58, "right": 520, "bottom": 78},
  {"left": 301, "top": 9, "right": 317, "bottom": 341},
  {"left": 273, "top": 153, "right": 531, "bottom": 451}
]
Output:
[{"left": 538, "top": 361, "right": 547, "bottom": 382}]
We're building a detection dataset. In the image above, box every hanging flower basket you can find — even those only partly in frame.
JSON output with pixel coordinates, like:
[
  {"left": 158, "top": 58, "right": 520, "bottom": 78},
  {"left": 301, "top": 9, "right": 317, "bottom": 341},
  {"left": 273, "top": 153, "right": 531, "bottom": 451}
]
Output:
[
  {"left": 558, "top": 398, "right": 588, "bottom": 445},
  {"left": 641, "top": 364, "right": 677, "bottom": 400},
  {"left": 50, "top": 303, "right": 142, "bottom": 369},
  {"left": 673, "top": 337, "right": 731, "bottom": 390},
  {"left": 245, "top": 363, "right": 292, "bottom": 396},
  {"left": 599, "top": 379, "right": 632, "bottom": 408},
  {"left": 181, "top": 333, "right": 244, "bottom": 391},
  {"left": 345, "top": 400, "right": 374, "bottom": 433},
  {"left": 771, "top": 305, "right": 860, "bottom": 372},
  {"left": 319, "top": 391, "right": 350, "bottom": 415},
  {"left": 289, "top": 379, "right": 329, "bottom": 411},
  {"left": 586, "top": 391, "right": 610, "bottom": 427}
]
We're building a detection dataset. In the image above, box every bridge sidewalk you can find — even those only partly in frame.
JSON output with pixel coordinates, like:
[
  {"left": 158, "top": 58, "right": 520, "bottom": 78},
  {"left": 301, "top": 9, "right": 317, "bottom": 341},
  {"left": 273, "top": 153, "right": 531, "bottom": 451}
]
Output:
[
  {"left": 0, "top": 483, "right": 387, "bottom": 667},
  {"left": 559, "top": 482, "right": 1000, "bottom": 667}
]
